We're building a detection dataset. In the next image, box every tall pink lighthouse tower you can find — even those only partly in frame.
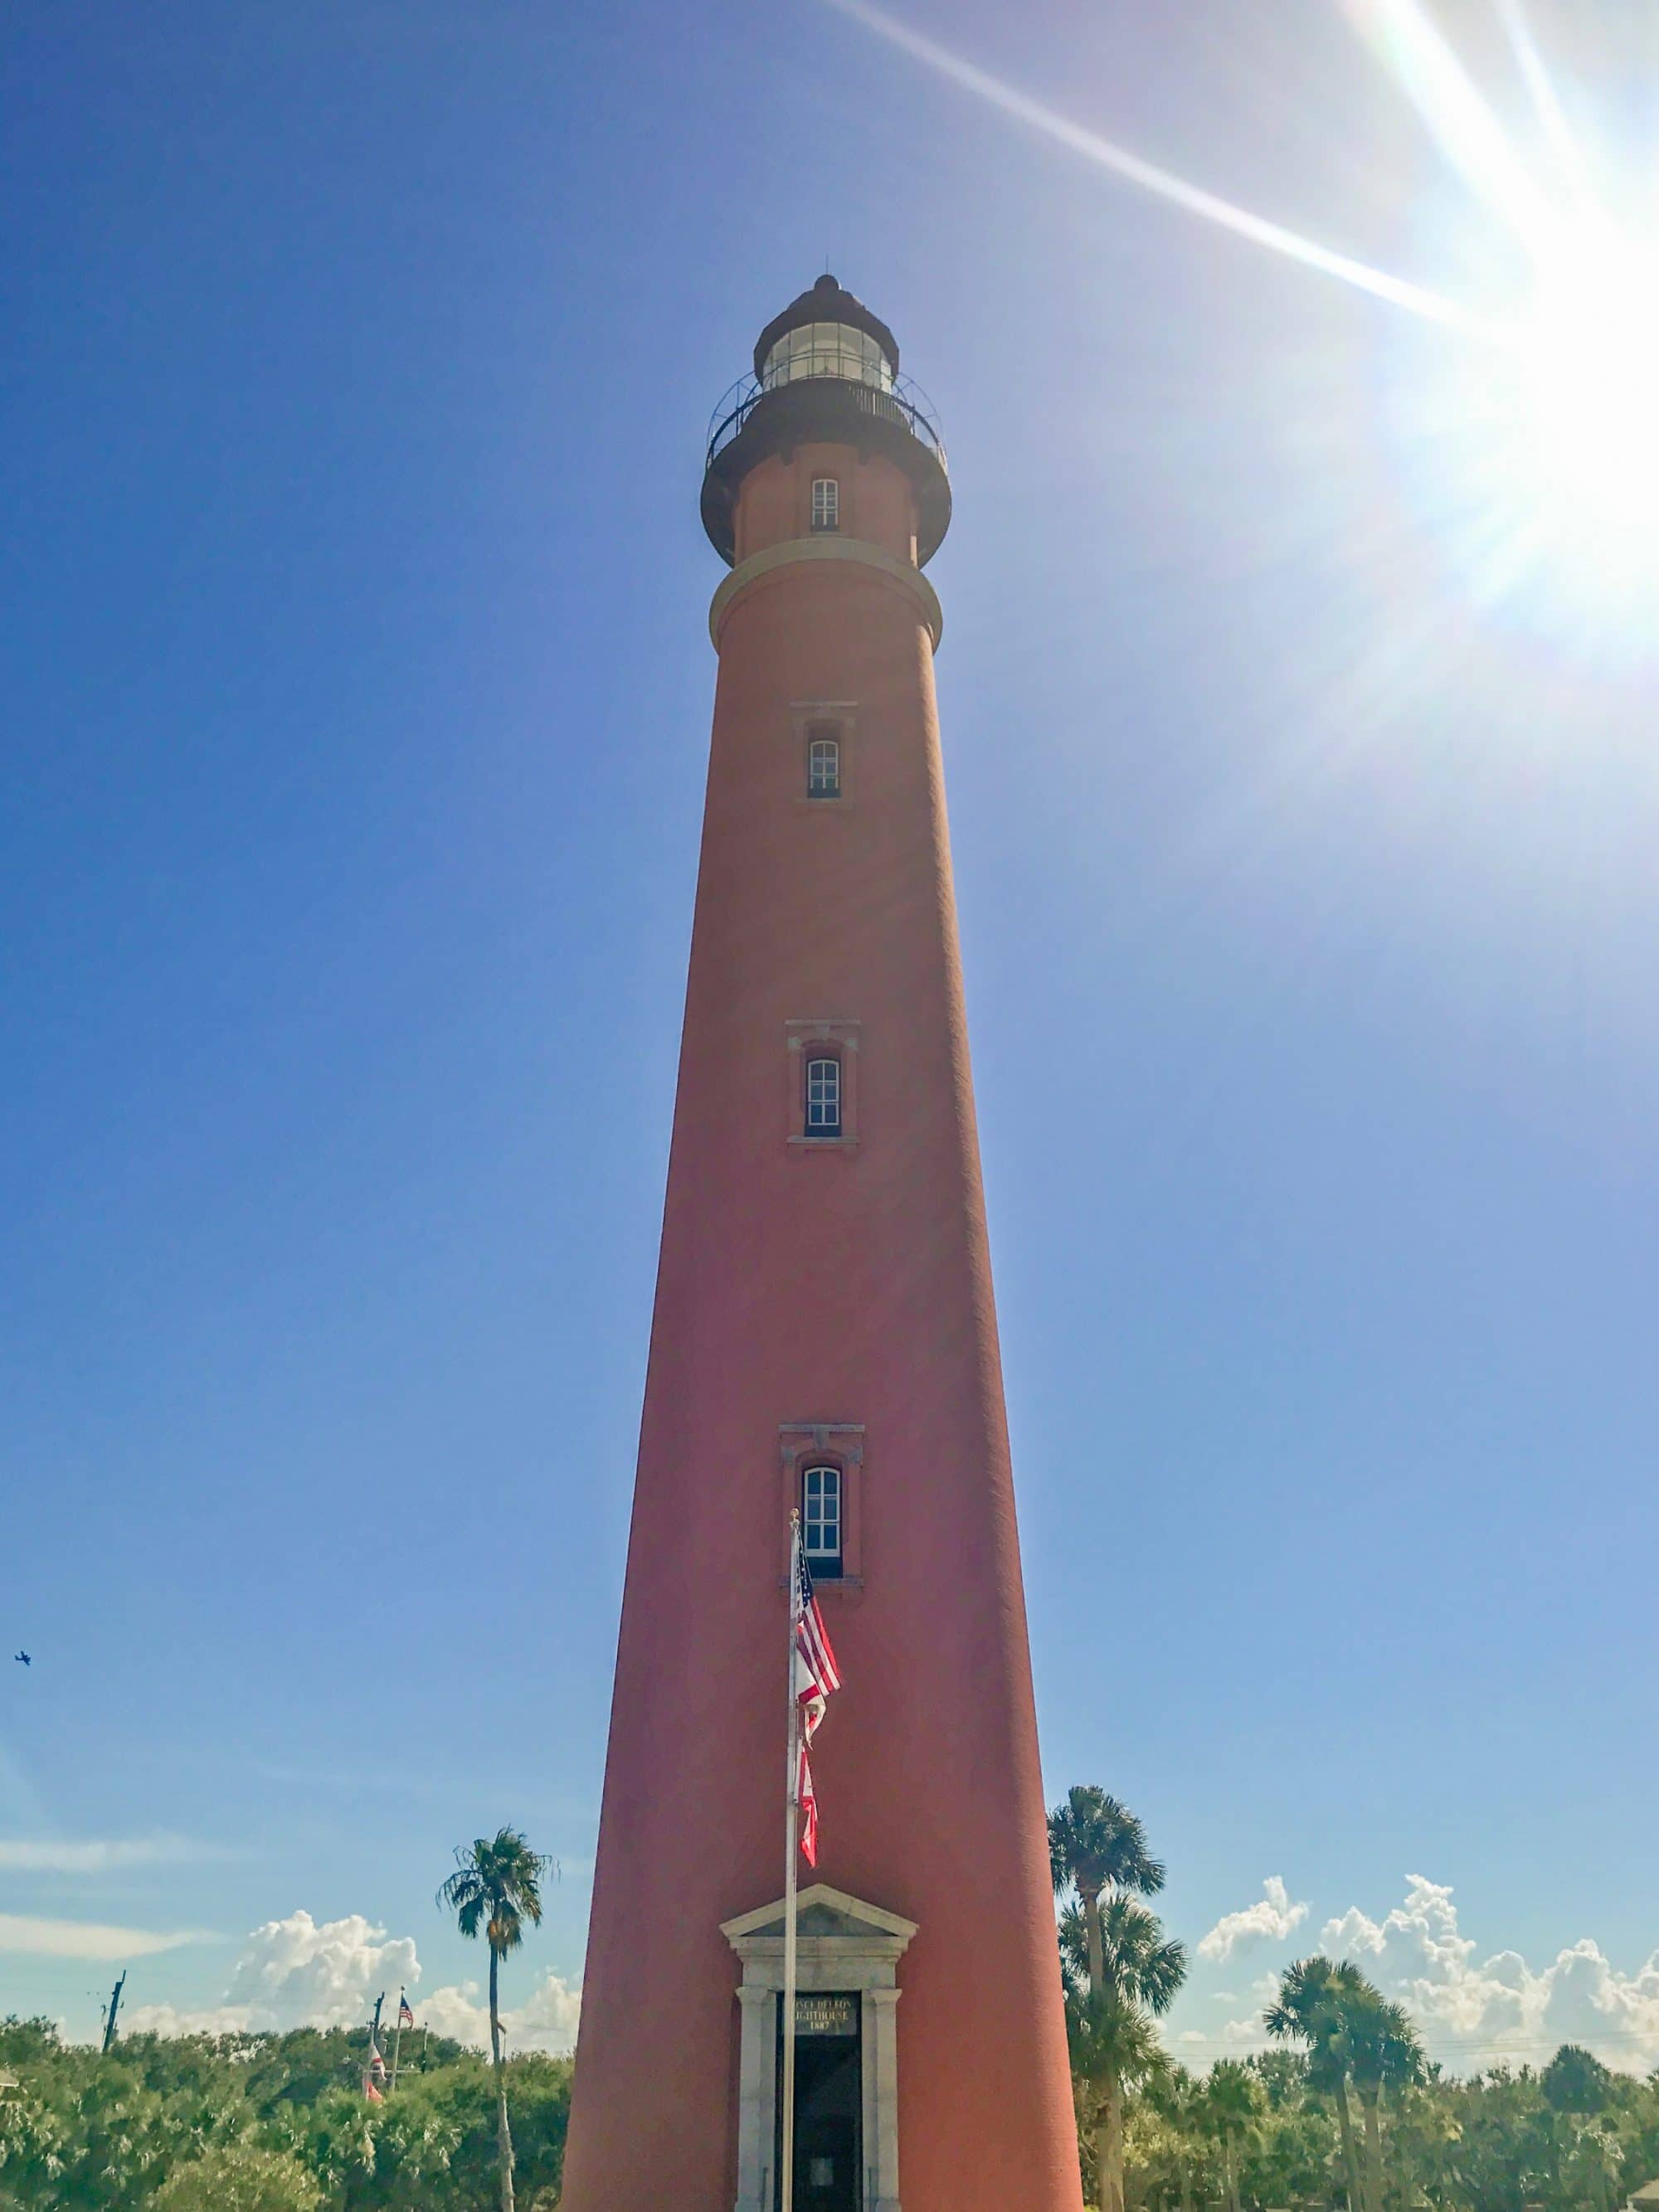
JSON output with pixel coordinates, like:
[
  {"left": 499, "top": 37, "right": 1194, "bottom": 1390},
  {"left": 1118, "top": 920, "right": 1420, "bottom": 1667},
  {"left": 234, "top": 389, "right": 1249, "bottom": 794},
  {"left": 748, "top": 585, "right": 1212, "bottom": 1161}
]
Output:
[{"left": 559, "top": 278, "right": 1082, "bottom": 2212}]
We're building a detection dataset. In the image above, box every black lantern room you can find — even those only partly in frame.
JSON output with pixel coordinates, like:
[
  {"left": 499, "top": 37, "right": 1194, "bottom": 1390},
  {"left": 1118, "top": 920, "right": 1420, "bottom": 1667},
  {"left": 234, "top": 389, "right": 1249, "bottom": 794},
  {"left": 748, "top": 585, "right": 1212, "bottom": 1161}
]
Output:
[{"left": 702, "top": 274, "right": 951, "bottom": 567}]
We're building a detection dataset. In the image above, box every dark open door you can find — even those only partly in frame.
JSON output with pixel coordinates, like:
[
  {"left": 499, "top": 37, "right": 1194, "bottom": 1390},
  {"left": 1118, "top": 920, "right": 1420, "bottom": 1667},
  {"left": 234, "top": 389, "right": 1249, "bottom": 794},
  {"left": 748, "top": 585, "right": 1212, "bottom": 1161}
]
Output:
[{"left": 776, "top": 1992, "right": 862, "bottom": 2212}]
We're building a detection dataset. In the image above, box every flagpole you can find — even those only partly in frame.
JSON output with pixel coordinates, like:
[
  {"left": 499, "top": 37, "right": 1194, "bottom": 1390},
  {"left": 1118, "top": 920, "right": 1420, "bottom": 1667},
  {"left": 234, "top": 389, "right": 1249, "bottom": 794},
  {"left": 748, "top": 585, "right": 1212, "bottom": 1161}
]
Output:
[
  {"left": 781, "top": 1509, "right": 802, "bottom": 2212},
  {"left": 364, "top": 1990, "right": 384, "bottom": 2102},
  {"left": 390, "top": 1989, "right": 405, "bottom": 2093}
]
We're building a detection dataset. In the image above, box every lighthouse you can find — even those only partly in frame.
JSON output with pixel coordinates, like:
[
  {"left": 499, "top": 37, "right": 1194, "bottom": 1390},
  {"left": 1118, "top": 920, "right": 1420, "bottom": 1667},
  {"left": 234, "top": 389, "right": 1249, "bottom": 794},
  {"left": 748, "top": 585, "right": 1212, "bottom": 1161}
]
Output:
[{"left": 559, "top": 277, "right": 1083, "bottom": 2212}]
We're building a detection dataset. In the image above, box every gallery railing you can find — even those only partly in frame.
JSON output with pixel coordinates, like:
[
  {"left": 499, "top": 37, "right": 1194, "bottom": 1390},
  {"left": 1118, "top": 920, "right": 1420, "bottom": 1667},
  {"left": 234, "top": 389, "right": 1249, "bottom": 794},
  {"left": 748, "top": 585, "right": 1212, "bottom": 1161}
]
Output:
[{"left": 705, "top": 371, "right": 947, "bottom": 475}]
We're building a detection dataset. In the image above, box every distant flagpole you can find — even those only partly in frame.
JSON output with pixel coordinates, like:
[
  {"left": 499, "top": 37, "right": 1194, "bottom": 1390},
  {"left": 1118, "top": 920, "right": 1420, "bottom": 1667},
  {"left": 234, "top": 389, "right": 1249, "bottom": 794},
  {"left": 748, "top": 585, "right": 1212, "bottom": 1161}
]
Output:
[
  {"left": 390, "top": 1988, "right": 406, "bottom": 2093},
  {"left": 363, "top": 1989, "right": 385, "bottom": 2102},
  {"left": 781, "top": 1509, "right": 802, "bottom": 2212}
]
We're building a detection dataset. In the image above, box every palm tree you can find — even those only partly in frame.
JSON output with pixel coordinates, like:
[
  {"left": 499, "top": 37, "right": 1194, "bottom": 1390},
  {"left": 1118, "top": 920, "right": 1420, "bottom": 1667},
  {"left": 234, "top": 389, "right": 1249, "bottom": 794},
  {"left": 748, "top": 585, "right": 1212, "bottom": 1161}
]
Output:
[
  {"left": 1049, "top": 1790, "right": 1185, "bottom": 2212},
  {"left": 436, "top": 1826, "right": 550, "bottom": 2212},
  {"left": 1544, "top": 2045, "right": 1618, "bottom": 2212},
  {"left": 1059, "top": 1896, "right": 1188, "bottom": 2015},
  {"left": 1144, "top": 2059, "right": 1214, "bottom": 2212},
  {"left": 1543, "top": 2045, "right": 1613, "bottom": 2120},
  {"left": 1346, "top": 1991, "right": 1423, "bottom": 2212},
  {"left": 1065, "top": 1986, "right": 1167, "bottom": 2212},
  {"left": 1049, "top": 1787, "right": 1166, "bottom": 1996},
  {"left": 1203, "top": 2059, "right": 1264, "bottom": 2212},
  {"left": 1265, "top": 1956, "right": 1369, "bottom": 2212}
]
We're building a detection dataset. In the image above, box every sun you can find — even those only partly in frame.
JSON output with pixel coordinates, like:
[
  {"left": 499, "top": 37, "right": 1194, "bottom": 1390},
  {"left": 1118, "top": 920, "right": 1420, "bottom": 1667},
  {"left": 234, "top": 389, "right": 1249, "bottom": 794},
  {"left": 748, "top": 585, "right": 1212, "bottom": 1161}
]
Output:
[
  {"left": 1393, "top": 216, "right": 1659, "bottom": 640},
  {"left": 1514, "top": 230, "right": 1659, "bottom": 538}
]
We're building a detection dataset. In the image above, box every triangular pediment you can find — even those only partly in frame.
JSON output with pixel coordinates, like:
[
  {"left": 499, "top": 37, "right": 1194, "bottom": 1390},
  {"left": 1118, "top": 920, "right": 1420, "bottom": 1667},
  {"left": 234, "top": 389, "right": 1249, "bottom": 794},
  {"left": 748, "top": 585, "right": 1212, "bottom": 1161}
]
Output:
[{"left": 721, "top": 1881, "right": 918, "bottom": 1947}]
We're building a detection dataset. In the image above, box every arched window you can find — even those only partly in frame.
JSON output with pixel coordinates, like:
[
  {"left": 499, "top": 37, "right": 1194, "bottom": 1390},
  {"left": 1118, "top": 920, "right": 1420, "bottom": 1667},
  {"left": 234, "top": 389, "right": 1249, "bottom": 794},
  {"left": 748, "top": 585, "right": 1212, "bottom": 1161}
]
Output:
[
  {"left": 810, "top": 477, "right": 839, "bottom": 532},
  {"left": 805, "top": 1056, "right": 841, "bottom": 1136},
  {"left": 806, "top": 732, "right": 840, "bottom": 799},
  {"left": 801, "top": 1465, "right": 843, "bottom": 1578}
]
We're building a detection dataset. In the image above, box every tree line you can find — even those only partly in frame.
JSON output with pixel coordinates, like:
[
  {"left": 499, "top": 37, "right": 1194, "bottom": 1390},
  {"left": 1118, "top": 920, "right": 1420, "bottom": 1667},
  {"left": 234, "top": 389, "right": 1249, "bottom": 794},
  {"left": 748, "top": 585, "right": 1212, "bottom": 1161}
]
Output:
[
  {"left": 0, "top": 1826, "right": 559, "bottom": 2212},
  {"left": 1051, "top": 1783, "right": 1659, "bottom": 2212},
  {"left": 0, "top": 2016, "right": 570, "bottom": 2210},
  {"left": 5, "top": 1796, "right": 1656, "bottom": 2209}
]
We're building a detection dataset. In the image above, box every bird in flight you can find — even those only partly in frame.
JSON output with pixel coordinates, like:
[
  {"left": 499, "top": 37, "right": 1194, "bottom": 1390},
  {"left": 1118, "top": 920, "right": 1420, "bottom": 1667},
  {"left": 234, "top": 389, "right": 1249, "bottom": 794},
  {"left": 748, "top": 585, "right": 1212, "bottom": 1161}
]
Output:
[{"left": 13, "top": 1652, "right": 29, "bottom": 1666}]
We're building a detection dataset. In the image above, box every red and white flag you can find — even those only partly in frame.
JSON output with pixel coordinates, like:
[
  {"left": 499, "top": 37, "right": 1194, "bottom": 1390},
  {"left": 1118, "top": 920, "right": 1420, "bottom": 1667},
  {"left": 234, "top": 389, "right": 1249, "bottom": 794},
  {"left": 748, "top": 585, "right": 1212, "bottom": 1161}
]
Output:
[
  {"left": 793, "top": 1546, "right": 841, "bottom": 1866},
  {"left": 364, "top": 2076, "right": 384, "bottom": 2103}
]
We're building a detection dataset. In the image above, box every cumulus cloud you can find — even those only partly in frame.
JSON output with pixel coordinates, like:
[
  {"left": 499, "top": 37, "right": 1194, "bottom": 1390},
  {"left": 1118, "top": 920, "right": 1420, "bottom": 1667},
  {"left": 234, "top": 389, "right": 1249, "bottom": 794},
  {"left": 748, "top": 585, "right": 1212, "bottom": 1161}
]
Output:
[
  {"left": 418, "top": 1972, "right": 581, "bottom": 2056},
  {"left": 1197, "top": 1876, "right": 1309, "bottom": 1962},
  {"left": 223, "top": 1912, "right": 421, "bottom": 2029},
  {"left": 0, "top": 1913, "right": 210, "bottom": 1960},
  {"left": 125, "top": 1908, "right": 581, "bottom": 2054},
  {"left": 1315, "top": 1875, "right": 1659, "bottom": 2074},
  {"left": 0, "top": 1834, "right": 212, "bottom": 1874},
  {"left": 129, "top": 1911, "right": 414, "bottom": 2035}
]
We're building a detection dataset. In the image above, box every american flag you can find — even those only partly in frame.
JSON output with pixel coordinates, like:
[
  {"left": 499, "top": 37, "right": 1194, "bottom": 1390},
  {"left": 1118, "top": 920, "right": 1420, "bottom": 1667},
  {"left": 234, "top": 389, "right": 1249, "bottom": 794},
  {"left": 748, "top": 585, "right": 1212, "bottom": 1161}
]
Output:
[
  {"left": 397, "top": 1995, "right": 415, "bottom": 2029},
  {"left": 793, "top": 1546, "right": 841, "bottom": 1866}
]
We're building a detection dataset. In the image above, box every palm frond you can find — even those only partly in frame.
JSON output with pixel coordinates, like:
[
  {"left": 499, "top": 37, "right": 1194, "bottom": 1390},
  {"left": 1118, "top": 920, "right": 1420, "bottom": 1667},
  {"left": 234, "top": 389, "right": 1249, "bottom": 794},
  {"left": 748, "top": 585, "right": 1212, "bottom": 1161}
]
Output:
[
  {"left": 1047, "top": 1786, "right": 1166, "bottom": 1908},
  {"left": 438, "top": 1827, "right": 552, "bottom": 1955}
]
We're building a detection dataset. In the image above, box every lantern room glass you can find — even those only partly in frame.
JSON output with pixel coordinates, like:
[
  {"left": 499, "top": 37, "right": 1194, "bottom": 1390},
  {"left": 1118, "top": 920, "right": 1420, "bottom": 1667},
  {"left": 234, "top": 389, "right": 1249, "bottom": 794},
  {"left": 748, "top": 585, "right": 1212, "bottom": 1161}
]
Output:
[{"left": 761, "top": 322, "right": 893, "bottom": 394}]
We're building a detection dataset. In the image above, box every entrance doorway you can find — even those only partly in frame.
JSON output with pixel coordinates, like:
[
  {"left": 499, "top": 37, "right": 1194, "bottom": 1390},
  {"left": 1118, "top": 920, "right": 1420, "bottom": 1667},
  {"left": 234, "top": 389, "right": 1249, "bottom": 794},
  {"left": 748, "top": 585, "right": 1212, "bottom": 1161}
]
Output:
[
  {"left": 722, "top": 1883, "right": 916, "bottom": 2212},
  {"left": 776, "top": 1992, "right": 862, "bottom": 2212}
]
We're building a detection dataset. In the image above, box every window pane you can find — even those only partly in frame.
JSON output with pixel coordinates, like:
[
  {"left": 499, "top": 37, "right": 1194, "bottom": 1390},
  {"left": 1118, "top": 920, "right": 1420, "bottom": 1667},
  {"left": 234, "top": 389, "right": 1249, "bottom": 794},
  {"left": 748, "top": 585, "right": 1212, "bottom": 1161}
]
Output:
[
  {"left": 808, "top": 735, "right": 840, "bottom": 797},
  {"left": 805, "top": 1057, "right": 841, "bottom": 1133},
  {"left": 802, "top": 1469, "right": 841, "bottom": 1565}
]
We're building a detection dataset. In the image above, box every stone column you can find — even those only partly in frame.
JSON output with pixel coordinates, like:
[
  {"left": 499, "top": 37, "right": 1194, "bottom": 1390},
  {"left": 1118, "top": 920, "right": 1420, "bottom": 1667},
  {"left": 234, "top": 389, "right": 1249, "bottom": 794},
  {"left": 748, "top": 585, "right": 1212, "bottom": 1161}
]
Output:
[
  {"left": 868, "top": 1986, "right": 902, "bottom": 2212},
  {"left": 733, "top": 1986, "right": 774, "bottom": 2212}
]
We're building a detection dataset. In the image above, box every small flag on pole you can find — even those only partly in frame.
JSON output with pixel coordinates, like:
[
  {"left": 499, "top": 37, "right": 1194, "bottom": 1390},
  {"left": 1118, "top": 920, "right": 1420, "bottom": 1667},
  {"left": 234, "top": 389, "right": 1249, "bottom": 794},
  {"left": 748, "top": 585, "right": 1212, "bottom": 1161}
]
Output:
[
  {"left": 368, "top": 2041, "right": 387, "bottom": 2078},
  {"left": 398, "top": 1995, "right": 415, "bottom": 2029},
  {"left": 365, "top": 2076, "right": 384, "bottom": 2103},
  {"left": 793, "top": 1548, "right": 841, "bottom": 1865}
]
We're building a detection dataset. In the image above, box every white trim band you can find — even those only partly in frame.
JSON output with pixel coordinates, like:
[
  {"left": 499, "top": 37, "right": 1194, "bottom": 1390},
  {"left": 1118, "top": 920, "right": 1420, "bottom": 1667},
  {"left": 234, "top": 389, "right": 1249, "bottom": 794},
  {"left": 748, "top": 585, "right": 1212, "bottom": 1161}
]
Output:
[{"left": 710, "top": 537, "right": 943, "bottom": 653}]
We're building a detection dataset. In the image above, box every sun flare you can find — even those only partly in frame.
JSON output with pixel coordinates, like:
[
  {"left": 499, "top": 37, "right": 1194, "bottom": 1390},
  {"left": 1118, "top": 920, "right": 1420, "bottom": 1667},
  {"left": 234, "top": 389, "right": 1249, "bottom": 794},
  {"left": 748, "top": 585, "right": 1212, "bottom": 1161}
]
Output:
[
  {"left": 1514, "top": 234, "right": 1659, "bottom": 535},
  {"left": 833, "top": 0, "right": 1659, "bottom": 644}
]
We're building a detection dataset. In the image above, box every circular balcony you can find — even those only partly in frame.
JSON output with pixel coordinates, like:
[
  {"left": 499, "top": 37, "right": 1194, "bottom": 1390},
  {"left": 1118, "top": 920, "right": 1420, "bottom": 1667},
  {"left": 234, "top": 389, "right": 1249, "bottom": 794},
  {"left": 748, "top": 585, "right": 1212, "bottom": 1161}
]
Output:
[{"left": 700, "top": 369, "right": 951, "bottom": 568}]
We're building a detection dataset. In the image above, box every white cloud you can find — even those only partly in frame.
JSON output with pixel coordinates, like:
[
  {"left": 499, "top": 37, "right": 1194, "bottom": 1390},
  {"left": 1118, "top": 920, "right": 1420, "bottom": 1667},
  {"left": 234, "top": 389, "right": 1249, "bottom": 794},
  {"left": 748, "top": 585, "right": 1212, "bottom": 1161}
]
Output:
[
  {"left": 1197, "top": 1876, "right": 1309, "bottom": 1962},
  {"left": 417, "top": 1972, "right": 581, "bottom": 2057},
  {"left": 0, "top": 1834, "right": 212, "bottom": 1874},
  {"left": 125, "top": 1908, "right": 581, "bottom": 2054},
  {"left": 1316, "top": 1875, "right": 1659, "bottom": 2075},
  {"left": 1318, "top": 1903, "right": 1388, "bottom": 1957},
  {"left": 1176, "top": 2013, "right": 1271, "bottom": 2055},
  {"left": 222, "top": 1912, "right": 420, "bottom": 2029},
  {"left": 0, "top": 1913, "right": 210, "bottom": 1961},
  {"left": 128, "top": 1911, "right": 415, "bottom": 2035}
]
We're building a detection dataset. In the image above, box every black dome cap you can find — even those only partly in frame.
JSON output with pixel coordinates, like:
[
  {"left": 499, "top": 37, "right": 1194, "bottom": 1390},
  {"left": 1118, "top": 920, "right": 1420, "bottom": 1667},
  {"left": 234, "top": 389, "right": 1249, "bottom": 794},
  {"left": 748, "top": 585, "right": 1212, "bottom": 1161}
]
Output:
[{"left": 752, "top": 273, "right": 901, "bottom": 380}]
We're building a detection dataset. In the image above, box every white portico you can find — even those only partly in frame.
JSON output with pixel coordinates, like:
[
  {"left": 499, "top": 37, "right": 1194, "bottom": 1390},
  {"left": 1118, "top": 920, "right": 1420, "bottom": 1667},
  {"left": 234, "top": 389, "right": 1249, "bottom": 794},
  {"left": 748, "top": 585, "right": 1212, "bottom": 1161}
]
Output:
[{"left": 722, "top": 1884, "right": 917, "bottom": 2212}]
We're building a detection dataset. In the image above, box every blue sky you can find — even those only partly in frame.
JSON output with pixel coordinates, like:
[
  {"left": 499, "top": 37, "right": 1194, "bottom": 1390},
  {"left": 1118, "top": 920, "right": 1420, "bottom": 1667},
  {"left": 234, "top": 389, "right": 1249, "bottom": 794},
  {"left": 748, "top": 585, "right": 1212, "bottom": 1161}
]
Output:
[{"left": 3, "top": 0, "right": 1657, "bottom": 2069}]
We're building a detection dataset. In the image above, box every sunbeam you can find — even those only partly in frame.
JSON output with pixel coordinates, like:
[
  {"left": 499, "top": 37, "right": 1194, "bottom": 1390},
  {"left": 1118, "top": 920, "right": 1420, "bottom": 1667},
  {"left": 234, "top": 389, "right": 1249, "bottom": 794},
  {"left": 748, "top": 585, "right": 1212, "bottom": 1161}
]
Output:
[
  {"left": 826, "top": 0, "right": 1659, "bottom": 644},
  {"left": 824, "top": 0, "right": 1486, "bottom": 335},
  {"left": 1492, "top": 0, "right": 1597, "bottom": 211},
  {"left": 1339, "top": 0, "right": 1564, "bottom": 257}
]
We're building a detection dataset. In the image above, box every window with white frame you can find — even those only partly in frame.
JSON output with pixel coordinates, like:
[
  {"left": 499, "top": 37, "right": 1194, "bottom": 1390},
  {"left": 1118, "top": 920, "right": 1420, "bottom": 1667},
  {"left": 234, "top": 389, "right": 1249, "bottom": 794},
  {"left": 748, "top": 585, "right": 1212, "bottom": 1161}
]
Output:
[
  {"left": 810, "top": 478, "right": 839, "bottom": 532},
  {"left": 805, "top": 1056, "right": 842, "bottom": 1136},
  {"left": 801, "top": 1465, "right": 843, "bottom": 1578},
  {"left": 806, "top": 731, "right": 841, "bottom": 799}
]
